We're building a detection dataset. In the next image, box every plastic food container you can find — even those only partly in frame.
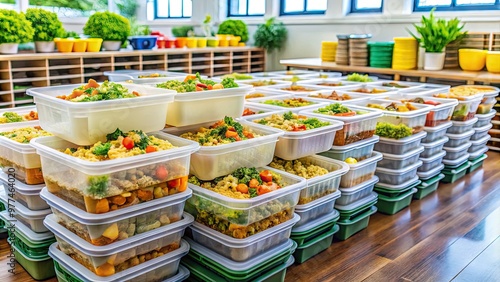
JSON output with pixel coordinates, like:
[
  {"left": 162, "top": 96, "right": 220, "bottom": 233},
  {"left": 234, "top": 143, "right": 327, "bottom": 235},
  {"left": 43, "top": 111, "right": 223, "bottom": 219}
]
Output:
[
  {"left": 292, "top": 209, "right": 338, "bottom": 236},
  {"left": 44, "top": 212, "right": 192, "bottom": 277},
  {"left": 297, "top": 89, "right": 374, "bottom": 104},
  {"left": 441, "top": 161, "right": 470, "bottom": 183},
  {"left": 335, "top": 192, "right": 378, "bottom": 240},
  {"left": 375, "top": 175, "right": 420, "bottom": 191},
  {"left": 246, "top": 113, "right": 343, "bottom": 160},
  {"left": 257, "top": 84, "right": 325, "bottom": 96},
  {"left": 319, "top": 135, "right": 379, "bottom": 162},
  {"left": 49, "top": 240, "right": 190, "bottom": 282},
  {"left": 468, "top": 134, "right": 490, "bottom": 153},
  {"left": 333, "top": 85, "right": 399, "bottom": 99},
  {"left": 420, "top": 136, "right": 448, "bottom": 158},
  {"left": 450, "top": 96, "right": 483, "bottom": 121},
  {"left": 239, "top": 105, "right": 283, "bottom": 122},
  {"left": 468, "top": 146, "right": 488, "bottom": 161},
  {"left": 374, "top": 131, "right": 427, "bottom": 155},
  {"left": 0, "top": 123, "right": 44, "bottom": 185},
  {"left": 375, "top": 160, "right": 422, "bottom": 185},
  {"left": 422, "top": 121, "right": 452, "bottom": 143},
  {"left": 376, "top": 188, "right": 417, "bottom": 215},
  {"left": 398, "top": 84, "right": 451, "bottom": 96},
  {"left": 296, "top": 79, "right": 361, "bottom": 89},
  {"left": 474, "top": 110, "right": 496, "bottom": 128},
  {"left": 292, "top": 224, "right": 338, "bottom": 264},
  {"left": 337, "top": 176, "right": 378, "bottom": 206},
  {"left": 444, "top": 129, "right": 475, "bottom": 147},
  {"left": 414, "top": 173, "right": 444, "bottom": 200},
  {"left": 467, "top": 153, "right": 487, "bottom": 172},
  {"left": 27, "top": 84, "right": 176, "bottom": 145},
  {"left": 40, "top": 187, "right": 192, "bottom": 246},
  {"left": 30, "top": 133, "right": 198, "bottom": 213},
  {"left": 237, "top": 79, "right": 289, "bottom": 88},
  {"left": 367, "top": 80, "right": 426, "bottom": 90},
  {"left": 164, "top": 121, "right": 283, "bottom": 180},
  {"left": 0, "top": 171, "right": 47, "bottom": 210},
  {"left": 103, "top": 70, "right": 188, "bottom": 82},
  {"left": 417, "top": 163, "right": 444, "bottom": 181},
  {"left": 447, "top": 117, "right": 478, "bottom": 134},
  {"left": 0, "top": 106, "right": 38, "bottom": 129},
  {"left": 187, "top": 213, "right": 299, "bottom": 262},
  {"left": 245, "top": 95, "right": 329, "bottom": 113},
  {"left": 471, "top": 123, "right": 492, "bottom": 141},
  {"left": 10, "top": 242, "right": 55, "bottom": 280},
  {"left": 418, "top": 150, "right": 446, "bottom": 173},
  {"left": 243, "top": 88, "right": 289, "bottom": 100},
  {"left": 443, "top": 141, "right": 472, "bottom": 161},
  {"left": 442, "top": 152, "right": 470, "bottom": 168},
  {"left": 340, "top": 152, "right": 383, "bottom": 188},
  {"left": 377, "top": 146, "right": 424, "bottom": 170},
  {"left": 269, "top": 70, "right": 321, "bottom": 76},
  {"left": 294, "top": 190, "right": 340, "bottom": 227},
  {"left": 301, "top": 105, "right": 382, "bottom": 146},
  {"left": 0, "top": 192, "right": 51, "bottom": 233}
]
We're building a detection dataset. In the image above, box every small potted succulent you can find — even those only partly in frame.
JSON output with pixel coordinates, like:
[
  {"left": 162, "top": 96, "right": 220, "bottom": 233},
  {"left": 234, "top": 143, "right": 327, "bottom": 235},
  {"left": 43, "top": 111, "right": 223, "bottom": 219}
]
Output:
[
  {"left": 83, "top": 11, "right": 130, "bottom": 51},
  {"left": 0, "top": 9, "right": 34, "bottom": 54},
  {"left": 25, "top": 8, "right": 64, "bottom": 53}
]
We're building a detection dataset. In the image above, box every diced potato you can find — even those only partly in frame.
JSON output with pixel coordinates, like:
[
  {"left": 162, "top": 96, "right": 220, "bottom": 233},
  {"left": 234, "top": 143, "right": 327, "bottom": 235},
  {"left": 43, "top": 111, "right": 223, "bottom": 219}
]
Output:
[
  {"left": 95, "top": 263, "right": 115, "bottom": 277},
  {"left": 102, "top": 223, "right": 119, "bottom": 240},
  {"left": 95, "top": 198, "right": 110, "bottom": 214}
]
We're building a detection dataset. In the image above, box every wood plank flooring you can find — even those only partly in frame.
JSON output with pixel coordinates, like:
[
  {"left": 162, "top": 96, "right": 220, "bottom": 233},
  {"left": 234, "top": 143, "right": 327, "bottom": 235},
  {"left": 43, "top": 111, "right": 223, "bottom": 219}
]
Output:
[{"left": 0, "top": 152, "right": 499, "bottom": 282}]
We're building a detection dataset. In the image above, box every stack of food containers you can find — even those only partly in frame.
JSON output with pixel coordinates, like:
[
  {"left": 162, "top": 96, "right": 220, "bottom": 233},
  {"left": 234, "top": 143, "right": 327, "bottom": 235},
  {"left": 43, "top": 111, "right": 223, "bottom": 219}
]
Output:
[
  {"left": 24, "top": 81, "right": 201, "bottom": 280},
  {"left": 0, "top": 106, "right": 56, "bottom": 280}
]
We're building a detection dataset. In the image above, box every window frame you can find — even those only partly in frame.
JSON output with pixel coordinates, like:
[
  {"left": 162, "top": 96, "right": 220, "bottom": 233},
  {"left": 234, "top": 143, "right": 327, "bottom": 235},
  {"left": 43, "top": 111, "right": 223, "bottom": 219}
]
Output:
[
  {"left": 414, "top": 0, "right": 500, "bottom": 11},
  {"left": 227, "top": 0, "right": 265, "bottom": 17},
  {"left": 279, "top": 0, "right": 327, "bottom": 16},
  {"left": 351, "top": 0, "right": 384, "bottom": 13},
  {"left": 154, "top": 0, "right": 191, "bottom": 19}
]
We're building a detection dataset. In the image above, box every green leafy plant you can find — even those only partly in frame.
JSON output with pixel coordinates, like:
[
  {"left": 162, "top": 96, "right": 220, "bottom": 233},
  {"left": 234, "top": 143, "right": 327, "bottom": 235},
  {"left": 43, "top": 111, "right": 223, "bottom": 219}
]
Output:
[
  {"left": 217, "top": 19, "right": 249, "bottom": 43},
  {"left": 172, "top": 26, "right": 194, "bottom": 37},
  {"left": 116, "top": 0, "right": 139, "bottom": 18},
  {"left": 25, "top": 8, "right": 64, "bottom": 41},
  {"left": 83, "top": 11, "right": 130, "bottom": 42},
  {"left": 407, "top": 8, "right": 466, "bottom": 53},
  {"left": 254, "top": 17, "right": 287, "bottom": 53},
  {"left": 130, "top": 17, "right": 151, "bottom": 36},
  {"left": 62, "top": 30, "right": 79, "bottom": 38},
  {"left": 0, "top": 9, "right": 34, "bottom": 44}
]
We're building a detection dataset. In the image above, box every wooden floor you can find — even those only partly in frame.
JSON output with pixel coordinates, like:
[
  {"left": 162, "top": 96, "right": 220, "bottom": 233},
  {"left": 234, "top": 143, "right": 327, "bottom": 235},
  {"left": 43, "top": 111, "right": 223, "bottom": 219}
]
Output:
[{"left": 1, "top": 152, "right": 499, "bottom": 282}]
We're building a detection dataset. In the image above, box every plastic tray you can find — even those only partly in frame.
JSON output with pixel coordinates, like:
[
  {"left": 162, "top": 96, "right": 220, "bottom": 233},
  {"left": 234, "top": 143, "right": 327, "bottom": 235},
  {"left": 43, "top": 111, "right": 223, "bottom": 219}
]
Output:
[
  {"left": 128, "top": 36, "right": 157, "bottom": 50},
  {"left": 0, "top": 106, "right": 38, "bottom": 130},
  {"left": 471, "top": 123, "right": 492, "bottom": 141},
  {"left": 375, "top": 160, "right": 422, "bottom": 185},
  {"left": 30, "top": 132, "right": 198, "bottom": 212},
  {"left": 49, "top": 240, "right": 190, "bottom": 282},
  {"left": 376, "top": 188, "right": 416, "bottom": 215},
  {"left": 444, "top": 129, "right": 475, "bottom": 147},
  {"left": 103, "top": 70, "right": 188, "bottom": 82},
  {"left": 467, "top": 154, "right": 487, "bottom": 173},
  {"left": 291, "top": 209, "right": 339, "bottom": 238},
  {"left": 414, "top": 173, "right": 444, "bottom": 200},
  {"left": 422, "top": 121, "right": 452, "bottom": 143},
  {"left": 468, "top": 146, "right": 489, "bottom": 161},
  {"left": 319, "top": 136, "right": 379, "bottom": 162},
  {"left": 447, "top": 117, "right": 478, "bottom": 134},
  {"left": 301, "top": 105, "right": 382, "bottom": 146},
  {"left": 420, "top": 136, "right": 448, "bottom": 158},
  {"left": 337, "top": 176, "right": 378, "bottom": 206},
  {"left": 442, "top": 152, "right": 470, "bottom": 168},
  {"left": 375, "top": 131, "right": 427, "bottom": 155},
  {"left": 377, "top": 146, "right": 424, "bottom": 170},
  {"left": 246, "top": 113, "right": 343, "bottom": 160},
  {"left": 441, "top": 161, "right": 470, "bottom": 183},
  {"left": 336, "top": 205, "right": 377, "bottom": 241},
  {"left": 164, "top": 121, "right": 283, "bottom": 180},
  {"left": 40, "top": 187, "right": 192, "bottom": 246},
  {"left": 187, "top": 213, "right": 299, "bottom": 262},
  {"left": 293, "top": 224, "right": 339, "bottom": 264},
  {"left": 0, "top": 192, "right": 50, "bottom": 233},
  {"left": 0, "top": 171, "right": 47, "bottom": 210},
  {"left": 27, "top": 83, "right": 176, "bottom": 145},
  {"left": 418, "top": 150, "right": 446, "bottom": 173},
  {"left": 44, "top": 212, "right": 192, "bottom": 277},
  {"left": 443, "top": 142, "right": 472, "bottom": 161},
  {"left": 294, "top": 190, "right": 340, "bottom": 227},
  {"left": 417, "top": 163, "right": 444, "bottom": 181},
  {"left": 0, "top": 123, "right": 44, "bottom": 185},
  {"left": 11, "top": 242, "right": 55, "bottom": 280},
  {"left": 474, "top": 110, "right": 496, "bottom": 128},
  {"left": 468, "top": 134, "right": 491, "bottom": 153},
  {"left": 340, "top": 152, "right": 383, "bottom": 188},
  {"left": 245, "top": 95, "right": 329, "bottom": 113}
]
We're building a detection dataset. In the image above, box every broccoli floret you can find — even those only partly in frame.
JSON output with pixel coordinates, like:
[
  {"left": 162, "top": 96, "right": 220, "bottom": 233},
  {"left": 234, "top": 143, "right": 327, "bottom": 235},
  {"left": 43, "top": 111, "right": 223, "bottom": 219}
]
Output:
[
  {"left": 93, "top": 142, "right": 111, "bottom": 156},
  {"left": 3, "top": 112, "right": 23, "bottom": 123},
  {"left": 188, "top": 176, "right": 201, "bottom": 186},
  {"left": 221, "top": 77, "right": 239, "bottom": 89},
  {"left": 249, "top": 188, "right": 258, "bottom": 198},
  {"left": 283, "top": 111, "right": 294, "bottom": 120},
  {"left": 106, "top": 128, "right": 125, "bottom": 141},
  {"left": 87, "top": 175, "right": 109, "bottom": 197},
  {"left": 131, "top": 130, "right": 150, "bottom": 150},
  {"left": 231, "top": 167, "right": 262, "bottom": 185}
]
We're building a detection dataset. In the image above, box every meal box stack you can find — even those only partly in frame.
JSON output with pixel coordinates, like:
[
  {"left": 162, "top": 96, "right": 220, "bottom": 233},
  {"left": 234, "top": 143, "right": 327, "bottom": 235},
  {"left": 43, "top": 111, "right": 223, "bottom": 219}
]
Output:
[
  {"left": 392, "top": 37, "right": 418, "bottom": 70},
  {"left": 349, "top": 34, "right": 372, "bottom": 67},
  {"left": 25, "top": 82, "right": 201, "bottom": 281},
  {"left": 336, "top": 35, "right": 350, "bottom": 65},
  {"left": 368, "top": 42, "right": 395, "bottom": 68}
]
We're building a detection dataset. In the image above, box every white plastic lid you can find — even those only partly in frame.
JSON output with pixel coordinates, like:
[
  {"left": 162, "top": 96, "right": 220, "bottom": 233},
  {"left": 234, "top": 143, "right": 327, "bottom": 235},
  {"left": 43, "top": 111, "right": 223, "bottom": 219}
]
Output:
[
  {"left": 246, "top": 95, "right": 329, "bottom": 111},
  {"left": 330, "top": 135, "right": 380, "bottom": 152},
  {"left": 0, "top": 171, "right": 44, "bottom": 195},
  {"left": 300, "top": 105, "right": 383, "bottom": 124},
  {"left": 40, "top": 187, "right": 192, "bottom": 225},
  {"left": 446, "top": 129, "right": 475, "bottom": 140},
  {"left": 423, "top": 121, "right": 452, "bottom": 133},
  {"left": 378, "top": 131, "right": 427, "bottom": 145},
  {"left": 0, "top": 106, "right": 39, "bottom": 130},
  {"left": 421, "top": 136, "right": 449, "bottom": 148},
  {"left": 375, "top": 160, "right": 423, "bottom": 175},
  {"left": 44, "top": 212, "right": 193, "bottom": 256},
  {"left": 349, "top": 98, "right": 432, "bottom": 117},
  {"left": 0, "top": 211, "right": 54, "bottom": 242},
  {"left": 379, "top": 146, "right": 424, "bottom": 161},
  {"left": 339, "top": 176, "right": 379, "bottom": 196},
  {"left": 0, "top": 122, "right": 41, "bottom": 155},
  {"left": 0, "top": 191, "right": 50, "bottom": 220},
  {"left": 469, "top": 146, "right": 489, "bottom": 160},
  {"left": 419, "top": 150, "right": 446, "bottom": 163},
  {"left": 388, "top": 94, "right": 459, "bottom": 111},
  {"left": 475, "top": 109, "right": 496, "bottom": 120},
  {"left": 443, "top": 142, "right": 472, "bottom": 153},
  {"left": 450, "top": 117, "right": 478, "bottom": 127},
  {"left": 346, "top": 152, "right": 383, "bottom": 171},
  {"left": 292, "top": 209, "right": 340, "bottom": 233},
  {"left": 442, "top": 153, "right": 470, "bottom": 167},
  {"left": 453, "top": 85, "right": 499, "bottom": 97},
  {"left": 474, "top": 123, "right": 493, "bottom": 134},
  {"left": 470, "top": 134, "right": 491, "bottom": 146},
  {"left": 375, "top": 175, "right": 420, "bottom": 190},
  {"left": 335, "top": 191, "right": 378, "bottom": 211},
  {"left": 417, "top": 164, "right": 445, "bottom": 180},
  {"left": 295, "top": 190, "right": 341, "bottom": 211}
]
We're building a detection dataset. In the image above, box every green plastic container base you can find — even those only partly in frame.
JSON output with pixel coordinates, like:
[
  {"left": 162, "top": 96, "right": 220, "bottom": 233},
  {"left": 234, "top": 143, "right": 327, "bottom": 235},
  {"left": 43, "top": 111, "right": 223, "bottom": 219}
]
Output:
[
  {"left": 376, "top": 188, "right": 417, "bottom": 215},
  {"left": 414, "top": 174, "right": 445, "bottom": 200},
  {"left": 375, "top": 180, "right": 420, "bottom": 198},
  {"left": 54, "top": 260, "right": 82, "bottom": 282},
  {"left": 338, "top": 196, "right": 378, "bottom": 221},
  {"left": 336, "top": 206, "right": 377, "bottom": 241},
  {"left": 441, "top": 162, "right": 471, "bottom": 183},
  {"left": 11, "top": 243, "right": 55, "bottom": 280},
  {"left": 467, "top": 154, "right": 488, "bottom": 174},
  {"left": 293, "top": 225, "right": 339, "bottom": 264}
]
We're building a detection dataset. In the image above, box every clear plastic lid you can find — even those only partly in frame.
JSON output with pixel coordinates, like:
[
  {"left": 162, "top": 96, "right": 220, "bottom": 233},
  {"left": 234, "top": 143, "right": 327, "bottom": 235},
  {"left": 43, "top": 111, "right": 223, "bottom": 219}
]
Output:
[
  {"left": 450, "top": 117, "right": 478, "bottom": 127},
  {"left": 378, "top": 131, "right": 427, "bottom": 145},
  {"left": 300, "top": 105, "right": 383, "bottom": 124},
  {"left": 446, "top": 129, "right": 475, "bottom": 140},
  {"left": 295, "top": 190, "right": 341, "bottom": 211},
  {"left": 292, "top": 209, "right": 339, "bottom": 233},
  {"left": 375, "top": 160, "right": 422, "bottom": 175},
  {"left": 452, "top": 85, "right": 499, "bottom": 97},
  {"left": 0, "top": 121, "right": 41, "bottom": 155},
  {"left": 442, "top": 153, "right": 470, "bottom": 167},
  {"left": 419, "top": 150, "right": 446, "bottom": 163},
  {"left": 349, "top": 99, "right": 432, "bottom": 118},
  {"left": 335, "top": 191, "right": 378, "bottom": 211},
  {"left": 330, "top": 135, "right": 380, "bottom": 152},
  {"left": 0, "top": 191, "right": 50, "bottom": 220},
  {"left": 0, "top": 211, "right": 54, "bottom": 242},
  {"left": 424, "top": 121, "right": 452, "bottom": 133},
  {"left": 0, "top": 171, "right": 44, "bottom": 195},
  {"left": 379, "top": 146, "right": 424, "bottom": 161},
  {"left": 346, "top": 152, "right": 383, "bottom": 171},
  {"left": 475, "top": 109, "right": 496, "bottom": 120},
  {"left": 422, "top": 135, "right": 448, "bottom": 148},
  {"left": 469, "top": 146, "right": 489, "bottom": 160},
  {"left": 245, "top": 94, "right": 329, "bottom": 111},
  {"left": 0, "top": 106, "right": 39, "bottom": 129},
  {"left": 469, "top": 134, "right": 491, "bottom": 146},
  {"left": 417, "top": 164, "right": 445, "bottom": 180},
  {"left": 375, "top": 176, "right": 420, "bottom": 190},
  {"left": 443, "top": 142, "right": 472, "bottom": 153},
  {"left": 339, "top": 176, "right": 379, "bottom": 195},
  {"left": 387, "top": 94, "right": 459, "bottom": 111}
]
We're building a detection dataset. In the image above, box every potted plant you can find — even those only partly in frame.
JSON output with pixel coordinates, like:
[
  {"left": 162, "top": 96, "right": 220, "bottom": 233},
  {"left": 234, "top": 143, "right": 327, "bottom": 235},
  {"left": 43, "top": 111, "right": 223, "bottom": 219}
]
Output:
[
  {"left": 217, "top": 19, "right": 249, "bottom": 43},
  {"left": 254, "top": 17, "right": 288, "bottom": 53},
  {"left": 0, "top": 9, "right": 34, "bottom": 54},
  {"left": 83, "top": 11, "right": 130, "bottom": 51},
  {"left": 408, "top": 9, "right": 466, "bottom": 71},
  {"left": 25, "top": 8, "right": 64, "bottom": 53}
]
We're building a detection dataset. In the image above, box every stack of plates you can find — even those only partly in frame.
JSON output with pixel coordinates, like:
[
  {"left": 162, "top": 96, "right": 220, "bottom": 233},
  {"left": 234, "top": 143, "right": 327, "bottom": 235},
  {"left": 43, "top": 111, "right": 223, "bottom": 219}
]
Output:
[
  {"left": 336, "top": 35, "right": 350, "bottom": 65},
  {"left": 321, "top": 41, "right": 338, "bottom": 62},
  {"left": 392, "top": 37, "right": 418, "bottom": 70},
  {"left": 368, "top": 42, "right": 394, "bottom": 68},
  {"left": 349, "top": 34, "right": 371, "bottom": 66}
]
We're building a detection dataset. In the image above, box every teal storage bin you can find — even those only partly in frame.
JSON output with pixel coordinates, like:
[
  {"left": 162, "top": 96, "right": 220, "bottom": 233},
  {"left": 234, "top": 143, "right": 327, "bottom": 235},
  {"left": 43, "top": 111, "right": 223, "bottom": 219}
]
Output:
[
  {"left": 414, "top": 174, "right": 444, "bottom": 199},
  {"left": 441, "top": 162, "right": 470, "bottom": 183},
  {"left": 376, "top": 188, "right": 417, "bottom": 215},
  {"left": 467, "top": 154, "right": 487, "bottom": 173}
]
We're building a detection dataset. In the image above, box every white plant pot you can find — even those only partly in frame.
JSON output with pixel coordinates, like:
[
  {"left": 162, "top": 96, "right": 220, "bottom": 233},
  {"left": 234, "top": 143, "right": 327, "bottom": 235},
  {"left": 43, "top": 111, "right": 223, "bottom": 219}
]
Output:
[
  {"left": 424, "top": 52, "right": 446, "bottom": 71},
  {"left": 35, "top": 41, "right": 55, "bottom": 53},
  {"left": 102, "top": 41, "right": 122, "bottom": 51},
  {"left": 0, "top": 43, "right": 19, "bottom": 54},
  {"left": 418, "top": 47, "right": 426, "bottom": 70}
]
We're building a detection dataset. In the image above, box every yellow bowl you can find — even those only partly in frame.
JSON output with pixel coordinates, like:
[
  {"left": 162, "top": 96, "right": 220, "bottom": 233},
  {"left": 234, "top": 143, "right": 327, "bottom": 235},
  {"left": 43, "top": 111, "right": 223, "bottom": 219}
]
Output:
[
  {"left": 216, "top": 34, "right": 231, "bottom": 40},
  {"left": 197, "top": 38, "right": 207, "bottom": 48},
  {"left": 238, "top": 42, "right": 246, "bottom": 47},
  {"left": 229, "top": 36, "right": 241, "bottom": 46},
  {"left": 73, "top": 39, "right": 88, "bottom": 52},
  {"left": 459, "top": 49, "right": 487, "bottom": 71},
  {"left": 207, "top": 38, "right": 219, "bottom": 47},
  {"left": 186, "top": 38, "right": 197, "bottom": 48},
  {"left": 219, "top": 39, "right": 229, "bottom": 47},
  {"left": 86, "top": 38, "right": 103, "bottom": 52},
  {"left": 486, "top": 51, "right": 500, "bottom": 73},
  {"left": 56, "top": 39, "right": 74, "bottom": 53}
]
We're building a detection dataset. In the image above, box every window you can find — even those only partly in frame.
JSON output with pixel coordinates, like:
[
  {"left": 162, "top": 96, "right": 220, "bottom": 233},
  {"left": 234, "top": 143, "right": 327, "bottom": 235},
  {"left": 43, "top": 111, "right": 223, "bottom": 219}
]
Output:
[
  {"left": 0, "top": 0, "right": 18, "bottom": 11},
  {"left": 414, "top": 0, "right": 500, "bottom": 11},
  {"left": 280, "top": 0, "right": 327, "bottom": 15},
  {"left": 351, "top": 0, "right": 383, "bottom": 12},
  {"left": 228, "top": 0, "right": 265, "bottom": 16},
  {"left": 153, "top": 0, "right": 192, "bottom": 19},
  {"left": 28, "top": 0, "right": 108, "bottom": 17}
]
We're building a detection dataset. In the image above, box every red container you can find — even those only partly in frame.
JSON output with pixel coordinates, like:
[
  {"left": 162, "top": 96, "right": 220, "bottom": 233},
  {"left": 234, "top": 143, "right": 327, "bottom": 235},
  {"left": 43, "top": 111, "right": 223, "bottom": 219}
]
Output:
[
  {"left": 157, "top": 37, "right": 166, "bottom": 49},
  {"left": 175, "top": 37, "right": 187, "bottom": 48},
  {"left": 166, "top": 39, "right": 176, "bottom": 48}
]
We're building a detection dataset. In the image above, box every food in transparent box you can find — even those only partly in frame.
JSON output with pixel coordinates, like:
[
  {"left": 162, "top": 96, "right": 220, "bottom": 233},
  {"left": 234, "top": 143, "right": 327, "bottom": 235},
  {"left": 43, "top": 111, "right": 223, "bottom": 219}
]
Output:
[
  {"left": 420, "top": 136, "right": 448, "bottom": 158},
  {"left": 417, "top": 164, "right": 444, "bottom": 181},
  {"left": 375, "top": 161, "right": 422, "bottom": 186},
  {"left": 340, "top": 152, "right": 383, "bottom": 188},
  {"left": 447, "top": 117, "right": 478, "bottom": 134},
  {"left": 259, "top": 83, "right": 327, "bottom": 95},
  {"left": 375, "top": 176, "right": 420, "bottom": 191},
  {"left": 238, "top": 79, "right": 289, "bottom": 89},
  {"left": 386, "top": 95, "right": 457, "bottom": 127},
  {"left": 468, "top": 146, "right": 488, "bottom": 160},
  {"left": 240, "top": 105, "right": 283, "bottom": 120},
  {"left": 368, "top": 80, "right": 426, "bottom": 90},
  {"left": 471, "top": 123, "right": 492, "bottom": 141},
  {"left": 332, "top": 86, "right": 399, "bottom": 99},
  {"left": 374, "top": 131, "right": 427, "bottom": 155},
  {"left": 295, "top": 79, "right": 361, "bottom": 89},
  {"left": 30, "top": 132, "right": 199, "bottom": 214},
  {"left": 40, "top": 187, "right": 192, "bottom": 246},
  {"left": 474, "top": 110, "right": 496, "bottom": 128},
  {"left": 377, "top": 146, "right": 424, "bottom": 170},
  {"left": 0, "top": 192, "right": 50, "bottom": 233},
  {"left": 319, "top": 136, "right": 379, "bottom": 162},
  {"left": 468, "top": 135, "right": 490, "bottom": 153},
  {"left": 444, "top": 129, "right": 474, "bottom": 147},
  {"left": 418, "top": 151, "right": 446, "bottom": 173},
  {"left": 337, "top": 176, "right": 378, "bottom": 206},
  {"left": 1, "top": 171, "right": 48, "bottom": 210},
  {"left": 443, "top": 142, "right": 472, "bottom": 161},
  {"left": 294, "top": 190, "right": 340, "bottom": 227},
  {"left": 0, "top": 106, "right": 38, "bottom": 129},
  {"left": 442, "top": 153, "right": 469, "bottom": 168},
  {"left": 298, "top": 89, "right": 372, "bottom": 104},
  {"left": 422, "top": 121, "right": 452, "bottom": 143},
  {"left": 103, "top": 70, "right": 188, "bottom": 82},
  {"left": 245, "top": 95, "right": 329, "bottom": 113}
]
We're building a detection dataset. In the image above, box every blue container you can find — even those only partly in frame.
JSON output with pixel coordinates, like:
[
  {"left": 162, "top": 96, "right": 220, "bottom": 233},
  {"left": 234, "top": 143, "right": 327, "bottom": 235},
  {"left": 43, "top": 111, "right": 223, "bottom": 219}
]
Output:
[{"left": 128, "top": 36, "right": 157, "bottom": 50}]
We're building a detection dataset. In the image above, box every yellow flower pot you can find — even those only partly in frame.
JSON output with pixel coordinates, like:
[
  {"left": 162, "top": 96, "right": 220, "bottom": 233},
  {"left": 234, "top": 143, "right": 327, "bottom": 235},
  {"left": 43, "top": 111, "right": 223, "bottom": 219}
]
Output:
[
  {"left": 229, "top": 36, "right": 241, "bottom": 47},
  {"left": 186, "top": 38, "right": 197, "bottom": 48},
  {"left": 73, "top": 39, "right": 88, "bottom": 52},
  {"left": 56, "top": 39, "right": 74, "bottom": 53},
  {"left": 459, "top": 49, "right": 487, "bottom": 71},
  {"left": 219, "top": 39, "right": 229, "bottom": 47},
  {"left": 86, "top": 38, "right": 103, "bottom": 52},
  {"left": 216, "top": 34, "right": 231, "bottom": 40},
  {"left": 207, "top": 38, "right": 219, "bottom": 47},
  {"left": 197, "top": 38, "right": 207, "bottom": 48},
  {"left": 486, "top": 51, "right": 500, "bottom": 73}
]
